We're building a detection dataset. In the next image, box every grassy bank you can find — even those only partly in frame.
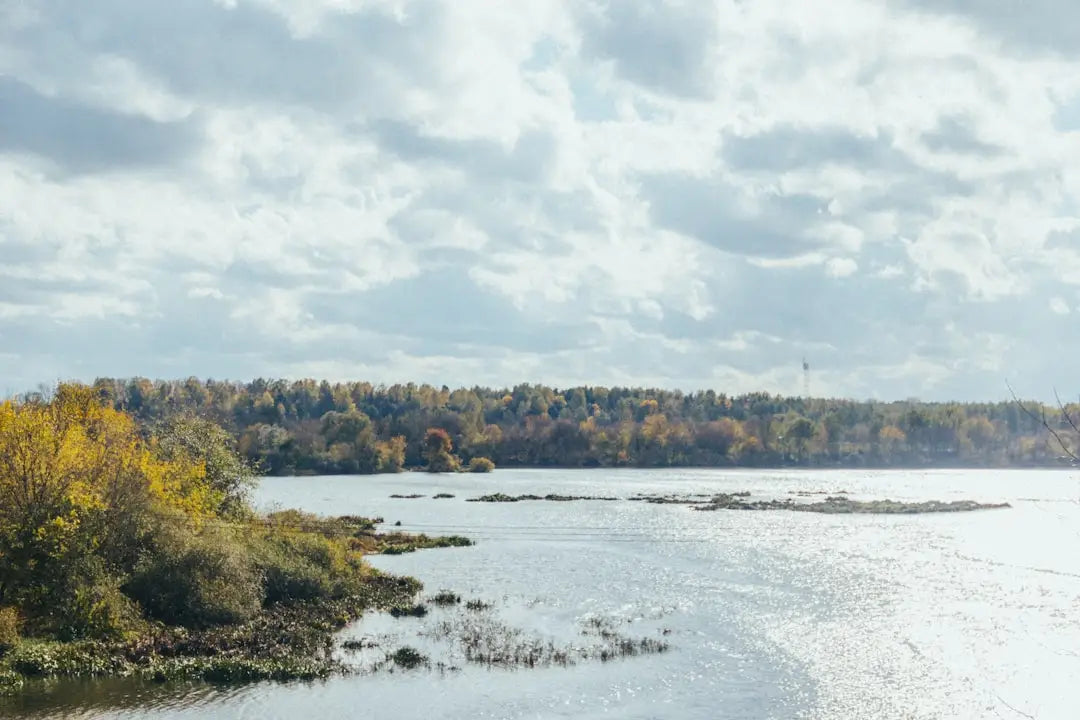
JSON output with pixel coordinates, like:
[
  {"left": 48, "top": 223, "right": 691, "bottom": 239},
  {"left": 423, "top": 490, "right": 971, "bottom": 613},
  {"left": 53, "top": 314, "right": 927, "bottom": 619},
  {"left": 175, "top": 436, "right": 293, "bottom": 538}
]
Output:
[
  {"left": 0, "top": 574, "right": 420, "bottom": 694},
  {"left": 0, "top": 512, "right": 472, "bottom": 695}
]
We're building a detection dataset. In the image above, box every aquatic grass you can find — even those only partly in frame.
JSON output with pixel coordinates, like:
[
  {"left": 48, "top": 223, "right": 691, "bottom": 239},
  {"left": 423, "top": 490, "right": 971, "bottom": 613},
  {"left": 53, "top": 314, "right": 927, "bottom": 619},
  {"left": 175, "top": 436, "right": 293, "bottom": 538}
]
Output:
[
  {"left": 431, "top": 591, "right": 461, "bottom": 606},
  {"left": 341, "top": 638, "right": 378, "bottom": 651},
  {"left": 626, "top": 492, "right": 1009, "bottom": 514},
  {"left": 389, "top": 604, "right": 428, "bottom": 618},
  {"left": 420, "top": 613, "right": 670, "bottom": 670},
  {"left": 0, "top": 668, "right": 23, "bottom": 696},
  {"left": 580, "top": 616, "right": 621, "bottom": 640},
  {"left": 147, "top": 656, "right": 334, "bottom": 683},
  {"left": 467, "top": 493, "right": 618, "bottom": 503},
  {"left": 595, "top": 636, "right": 670, "bottom": 662},
  {"left": 6, "top": 641, "right": 130, "bottom": 677},
  {"left": 376, "top": 533, "right": 473, "bottom": 556},
  {"left": 691, "top": 494, "right": 1011, "bottom": 513},
  {"left": 389, "top": 646, "right": 428, "bottom": 669}
]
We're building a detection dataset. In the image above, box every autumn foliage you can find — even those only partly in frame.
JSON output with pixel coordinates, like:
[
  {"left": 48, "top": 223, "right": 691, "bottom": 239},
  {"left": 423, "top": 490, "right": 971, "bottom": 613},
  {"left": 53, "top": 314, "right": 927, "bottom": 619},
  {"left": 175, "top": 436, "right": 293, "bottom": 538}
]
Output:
[
  {"left": 422, "top": 428, "right": 460, "bottom": 473},
  {"left": 0, "top": 384, "right": 369, "bottom": 641},
  {"left": 86, "top": 377, "right": 1071, "bottom": 473}
]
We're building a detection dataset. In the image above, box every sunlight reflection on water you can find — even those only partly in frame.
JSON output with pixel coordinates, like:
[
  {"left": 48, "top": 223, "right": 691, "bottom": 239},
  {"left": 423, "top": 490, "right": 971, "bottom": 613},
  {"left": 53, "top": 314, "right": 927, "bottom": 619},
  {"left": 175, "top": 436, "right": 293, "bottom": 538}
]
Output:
[{"left": 5, "top": 468, "right": 1079, "bottom": 720}]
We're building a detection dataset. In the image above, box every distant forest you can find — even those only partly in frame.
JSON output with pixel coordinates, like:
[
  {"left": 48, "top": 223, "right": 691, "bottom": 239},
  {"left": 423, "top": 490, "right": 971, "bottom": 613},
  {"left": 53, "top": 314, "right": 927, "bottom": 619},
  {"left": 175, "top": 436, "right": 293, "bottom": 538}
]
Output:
[{"left": 72, "top": 378, "right": 1076, "bottom": 475}]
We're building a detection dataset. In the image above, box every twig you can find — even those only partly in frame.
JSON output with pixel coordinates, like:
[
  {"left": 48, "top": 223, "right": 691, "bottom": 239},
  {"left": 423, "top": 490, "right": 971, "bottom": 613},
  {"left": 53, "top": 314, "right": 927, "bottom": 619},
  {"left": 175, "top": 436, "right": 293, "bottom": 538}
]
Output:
[
  {"left": 995, "top": 693, "right": 1036, "bottom": 719},
  {"left": 1053, "top": 388, "right": 1080, "bottom": 438},
  {"left": 1007, "top": 381, "right": 1078, "bottom": 463}
]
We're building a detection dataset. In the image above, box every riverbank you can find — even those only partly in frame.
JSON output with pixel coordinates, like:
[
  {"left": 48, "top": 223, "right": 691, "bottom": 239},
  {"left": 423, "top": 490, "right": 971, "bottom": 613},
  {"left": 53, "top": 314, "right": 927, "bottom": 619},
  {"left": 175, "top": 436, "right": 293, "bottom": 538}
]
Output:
[
  {"left": 0, "top": 575, "right": 420, "bottom": 695},
  {"left": 276, "top": 457, "right": 1075, "bottom": 480},
  {"left": 0, "top": 518, "right": 471, "bottom": 697}
]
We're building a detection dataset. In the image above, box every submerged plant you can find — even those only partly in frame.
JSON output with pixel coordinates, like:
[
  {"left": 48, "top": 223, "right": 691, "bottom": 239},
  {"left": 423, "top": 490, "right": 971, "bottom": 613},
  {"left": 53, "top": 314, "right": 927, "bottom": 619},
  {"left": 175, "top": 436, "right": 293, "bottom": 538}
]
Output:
[
  {"left": 431, "top": 591, "right": 461, "bottom": 606},
  {"left": 390, "top": 646, "right": 428, "bottom": 669},
  {"left": 416, "top": 612, "right": 670, "bottom": 671},
  {"left": 389, "top": 604, "right": 428, "bottom": 618},
  {"left": 341, "top": 638, "right": 378, "bottom": 651}
]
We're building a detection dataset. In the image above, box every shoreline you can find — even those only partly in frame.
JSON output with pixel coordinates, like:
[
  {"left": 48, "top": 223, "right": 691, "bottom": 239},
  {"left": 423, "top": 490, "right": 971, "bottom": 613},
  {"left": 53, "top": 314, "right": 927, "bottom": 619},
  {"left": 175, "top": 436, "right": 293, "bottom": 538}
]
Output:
[
  {"left": 0, "top": 526, "right": 472, "bottom": 697},
  {"left": 272, "top": 461, "right": 1076, "bottom": 479}
]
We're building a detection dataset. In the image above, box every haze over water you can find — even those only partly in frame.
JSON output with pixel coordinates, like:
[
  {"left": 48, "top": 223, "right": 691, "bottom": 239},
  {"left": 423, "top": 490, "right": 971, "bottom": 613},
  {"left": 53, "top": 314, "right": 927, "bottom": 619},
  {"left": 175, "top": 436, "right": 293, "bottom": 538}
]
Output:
[{"left": 7, "top": 468, "right": 1079, "bottom": 719}]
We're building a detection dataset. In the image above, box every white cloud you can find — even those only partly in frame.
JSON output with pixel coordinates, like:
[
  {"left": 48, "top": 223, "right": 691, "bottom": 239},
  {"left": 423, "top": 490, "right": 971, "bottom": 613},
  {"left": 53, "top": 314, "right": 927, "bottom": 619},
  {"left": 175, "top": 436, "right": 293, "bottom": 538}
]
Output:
[
  {"left": 2, "top": 0, "right": 1080, "bottom": 400},
  {"left": 824, "top": 257, "right": 859, "bottom": 278},
  {"left": 874, "top": 264, "right": 906, "bottom": 279}
]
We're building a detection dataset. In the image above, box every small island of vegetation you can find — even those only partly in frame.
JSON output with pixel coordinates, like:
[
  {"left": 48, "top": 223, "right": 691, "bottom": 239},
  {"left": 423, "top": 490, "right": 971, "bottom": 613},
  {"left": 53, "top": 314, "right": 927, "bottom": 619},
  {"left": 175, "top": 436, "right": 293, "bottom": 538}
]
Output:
[{"left": 0, "top": 385, "right": 470, "bottom": 695}]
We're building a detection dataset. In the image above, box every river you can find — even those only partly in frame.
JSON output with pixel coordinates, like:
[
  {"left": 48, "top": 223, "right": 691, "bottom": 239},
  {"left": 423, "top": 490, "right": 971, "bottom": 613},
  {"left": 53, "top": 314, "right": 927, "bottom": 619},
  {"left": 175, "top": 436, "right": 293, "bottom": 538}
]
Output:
[{"left": 5, "top": 468, "right": 1080, "bottom": 719}]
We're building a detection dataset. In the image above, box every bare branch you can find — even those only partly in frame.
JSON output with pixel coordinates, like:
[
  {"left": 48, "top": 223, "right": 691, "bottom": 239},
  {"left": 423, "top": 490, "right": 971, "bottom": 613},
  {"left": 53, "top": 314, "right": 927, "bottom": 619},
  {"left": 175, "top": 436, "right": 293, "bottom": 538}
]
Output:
[
  {"left": 1007, "top": 381, "right": 1078, "bottom": 463},
  {"left": 1053, "top": 388, "right": 1080, "bottom": 437},
  {"left": 995, "top": 693, "right": 1036, "bottom": 720}
]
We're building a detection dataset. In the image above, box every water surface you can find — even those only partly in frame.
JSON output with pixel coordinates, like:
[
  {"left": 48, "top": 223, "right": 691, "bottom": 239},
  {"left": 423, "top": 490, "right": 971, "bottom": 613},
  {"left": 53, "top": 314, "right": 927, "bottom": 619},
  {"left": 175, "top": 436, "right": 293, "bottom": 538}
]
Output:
[{"left": 7, "top": 468, "right": 1080, "bottom": 719}]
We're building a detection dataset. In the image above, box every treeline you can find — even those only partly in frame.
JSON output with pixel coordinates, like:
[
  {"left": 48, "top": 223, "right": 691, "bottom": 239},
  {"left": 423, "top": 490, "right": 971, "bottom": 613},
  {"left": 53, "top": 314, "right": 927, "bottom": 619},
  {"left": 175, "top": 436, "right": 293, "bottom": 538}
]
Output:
[{"left": 74, "top": 378, "right": 1076, "bottom": 475}]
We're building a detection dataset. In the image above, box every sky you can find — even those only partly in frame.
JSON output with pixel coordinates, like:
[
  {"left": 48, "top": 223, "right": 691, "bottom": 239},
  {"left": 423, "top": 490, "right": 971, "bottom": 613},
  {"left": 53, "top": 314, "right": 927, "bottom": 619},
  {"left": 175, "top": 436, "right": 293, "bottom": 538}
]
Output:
[{"left": 2, "top": 0, "right": 1080, "bottom": 402}]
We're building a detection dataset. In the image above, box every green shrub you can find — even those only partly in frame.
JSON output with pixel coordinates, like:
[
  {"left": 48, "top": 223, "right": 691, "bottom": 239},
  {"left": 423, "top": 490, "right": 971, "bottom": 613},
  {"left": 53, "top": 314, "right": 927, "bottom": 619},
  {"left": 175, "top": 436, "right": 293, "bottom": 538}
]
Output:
[
  {"left": 0, "top": 606, "right": 19, "bottom": 653},
  {"left": 253, "top": 529, "right": 364, "bottom": 606},
  {"left": 59, "top": 579, "right": 144, "bottom": 641},
  {"left": 468, "top": 457, "right": 496, "bottom": 473},
  {"left": 124, "top": 524, "right": 262, "bottom": 629},
  {"left": 256, "top": 542, "right": 335, "bottom": 606}
]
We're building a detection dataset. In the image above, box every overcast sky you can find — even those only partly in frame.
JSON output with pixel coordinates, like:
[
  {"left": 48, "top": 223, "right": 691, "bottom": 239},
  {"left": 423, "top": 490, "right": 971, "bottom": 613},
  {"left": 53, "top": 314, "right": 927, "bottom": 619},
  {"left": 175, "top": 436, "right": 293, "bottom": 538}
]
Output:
[{"left": 2, "top": 0, "right": 1080, "bottom": 401}]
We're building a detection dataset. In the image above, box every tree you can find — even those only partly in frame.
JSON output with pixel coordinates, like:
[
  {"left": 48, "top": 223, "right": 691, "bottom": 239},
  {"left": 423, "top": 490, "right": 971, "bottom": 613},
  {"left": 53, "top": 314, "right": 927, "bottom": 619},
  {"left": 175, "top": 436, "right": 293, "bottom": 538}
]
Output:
[
  {"left": 877, "top": 425, "right": 907, "bottom": 462},
  {"left": 156, "top": 415, "right": 256, "bottom": 517},
  {"left": 423, "top": 428, "right": 459, "bottom": 473},
  {"left": 0, "top": 385, "right": 216, "bottom": 636},
  {"left": 694, "top": 418, "right": 744, "bottom": 460},
  {"left": 468, "top": 457, "right": 495, "bottom": 473},
  {"left": 783, "top": 417, "right": 817, "bottom": 463},
  {"left": 376, "top": 436, "right": 407, "bottom": 473},
  {"left": 68, "top": 375, "right": 1080, "bottom": 473},
  {"left": 959, "top": 416, "right": 997, "bottom": 461},
  {"left": 319, "top": 410, "right": 378, "bottom": 473}
]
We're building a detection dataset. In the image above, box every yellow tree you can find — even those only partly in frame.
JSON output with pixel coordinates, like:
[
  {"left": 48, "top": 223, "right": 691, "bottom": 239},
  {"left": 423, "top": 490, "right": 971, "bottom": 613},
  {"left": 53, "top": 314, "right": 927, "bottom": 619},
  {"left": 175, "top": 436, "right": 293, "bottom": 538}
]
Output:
[
  {"left": 422, "top": 428, "right": 459, "bottom": 472},
  {"left": 0, "top": 384, "right": 214, "bottom": 632},
  {"left": 877, "top": 425, "right": 907, "bottom": 461}
]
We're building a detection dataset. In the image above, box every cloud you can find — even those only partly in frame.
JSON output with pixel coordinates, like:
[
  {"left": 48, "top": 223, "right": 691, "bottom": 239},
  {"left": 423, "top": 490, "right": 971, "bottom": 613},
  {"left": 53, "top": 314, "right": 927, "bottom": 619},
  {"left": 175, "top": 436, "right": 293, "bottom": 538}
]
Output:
[
  {"left": 920, "top": 115, "right": 1003, "bottom": 156},
  {"left": 825, "top": 258, "right": 859, "bottom": 278},
  {"left": 0, "top": 76, "right": 201, "bottom": 174},
  {"left": 577, "top": 0, "right": 719, "bottom": 98},
  {"left": 892, "top": 0, "right": 1080, "bottom": 58},
  {"left": 2, "top": 0, "right": 1080, "bottom": 401}
]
